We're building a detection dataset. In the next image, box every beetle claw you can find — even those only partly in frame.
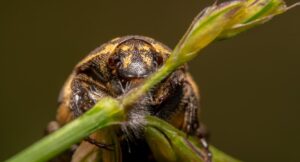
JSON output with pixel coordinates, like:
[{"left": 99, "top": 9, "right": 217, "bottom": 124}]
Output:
[{"left": 84, "top": 137, "right": 115, "bottom": 151}]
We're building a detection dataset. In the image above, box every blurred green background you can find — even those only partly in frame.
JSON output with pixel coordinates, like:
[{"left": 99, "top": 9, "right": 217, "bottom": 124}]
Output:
[{"left": 0, "top": 0, "right": 299, "bottom": 161}]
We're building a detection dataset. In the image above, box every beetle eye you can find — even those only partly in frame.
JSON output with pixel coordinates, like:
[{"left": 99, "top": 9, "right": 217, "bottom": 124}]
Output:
[
  {"left": 154, "top": 54, "right": 163, "bottom": 67},
  {"left": 108, "top": 55, "right": 121, "bottom": 69}
]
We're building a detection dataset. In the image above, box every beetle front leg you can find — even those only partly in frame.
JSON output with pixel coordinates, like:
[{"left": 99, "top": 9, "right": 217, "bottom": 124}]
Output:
[
  {"left": 70, "top": 74, "right": 109, "bottom": 117},
  {"left": 184, "top": 110, "right": 212, "bottom": 162},
  {"left": 190, "top": 127, "right": 212, "bottom": 162},
  {"left": 70, "top": 75, "right": 117, "bottom": 151},
  {"left": 182, "top": 82, "right": 212, "bottom": 162}
]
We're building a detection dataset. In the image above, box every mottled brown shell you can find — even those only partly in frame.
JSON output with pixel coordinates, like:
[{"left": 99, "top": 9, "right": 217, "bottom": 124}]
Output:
[
  {"left": 49, "top": 35, "right": 209, "bottom": 162},
  {"left": 56, "top": 36, "right": 173, "bottom": 125}
]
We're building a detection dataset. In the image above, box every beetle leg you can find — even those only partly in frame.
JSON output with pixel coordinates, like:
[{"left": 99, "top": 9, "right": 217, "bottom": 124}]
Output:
[
  {"left": 45, "top": 121, "right": 61, "bottom": 134},
  {"left": 182, "top": 81, "right": 199, "bottom": 135},
  {"left": 70, "top": 74, "right": 109, "bottom": 117},
  {"left": 84, "top": 137, "right": 115, "bottom": 151},
  {"left": 196, "top": 126, "right": 212, "bottom": 162},
  {"left": 200, "top": 137, "right": 212, "bottom": 162},
  {"left": 182, "top": 81, "right": 212, "bottom": 162}
]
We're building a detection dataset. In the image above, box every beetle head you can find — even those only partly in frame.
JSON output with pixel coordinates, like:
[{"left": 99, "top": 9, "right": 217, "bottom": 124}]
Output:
[{"left": 108, "top": 39, "right": 163, "bottom": 80}]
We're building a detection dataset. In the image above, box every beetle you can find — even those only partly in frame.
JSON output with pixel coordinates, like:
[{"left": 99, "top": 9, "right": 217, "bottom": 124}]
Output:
[{"left": 47, "top": 35, "right": 211, "bottom": 162}]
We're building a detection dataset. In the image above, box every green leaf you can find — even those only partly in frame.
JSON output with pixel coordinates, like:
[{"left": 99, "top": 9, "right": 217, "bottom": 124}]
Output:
[
  {"left": 145, "top": 116, "right": 242, "bottom": 162},
  {"left": 171, "top": 0, "right": 244, "bottom": 64},
  {"left": 218, "top": 0, "right": 298, "bottom": 39}
]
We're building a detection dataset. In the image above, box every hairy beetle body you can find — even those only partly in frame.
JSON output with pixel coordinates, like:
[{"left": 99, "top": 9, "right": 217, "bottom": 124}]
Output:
[{"left": 48, "top": 36, "right": 210, "bottom": 162}]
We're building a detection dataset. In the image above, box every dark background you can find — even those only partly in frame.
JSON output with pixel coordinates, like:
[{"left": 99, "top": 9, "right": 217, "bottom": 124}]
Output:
[{"left": 0, "top": 0, "right": 299, "bottom": 161}]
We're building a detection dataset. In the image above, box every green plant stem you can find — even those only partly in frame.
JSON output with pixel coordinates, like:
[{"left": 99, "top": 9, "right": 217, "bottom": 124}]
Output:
[
  {"left": 6, "top": 0, "right": 297, "bottom": 161},
  {"left": 122, "top": 0, "right": 244, "bottom": 107},
  {"left": 121, "top": 63, "right": 174, "bottom": 107},
  {"left": 145, "top": 116, "right": 241, "bottom": 162},
  {"left": 6, "top": 98, "right": 123, "bottom": 162}
]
